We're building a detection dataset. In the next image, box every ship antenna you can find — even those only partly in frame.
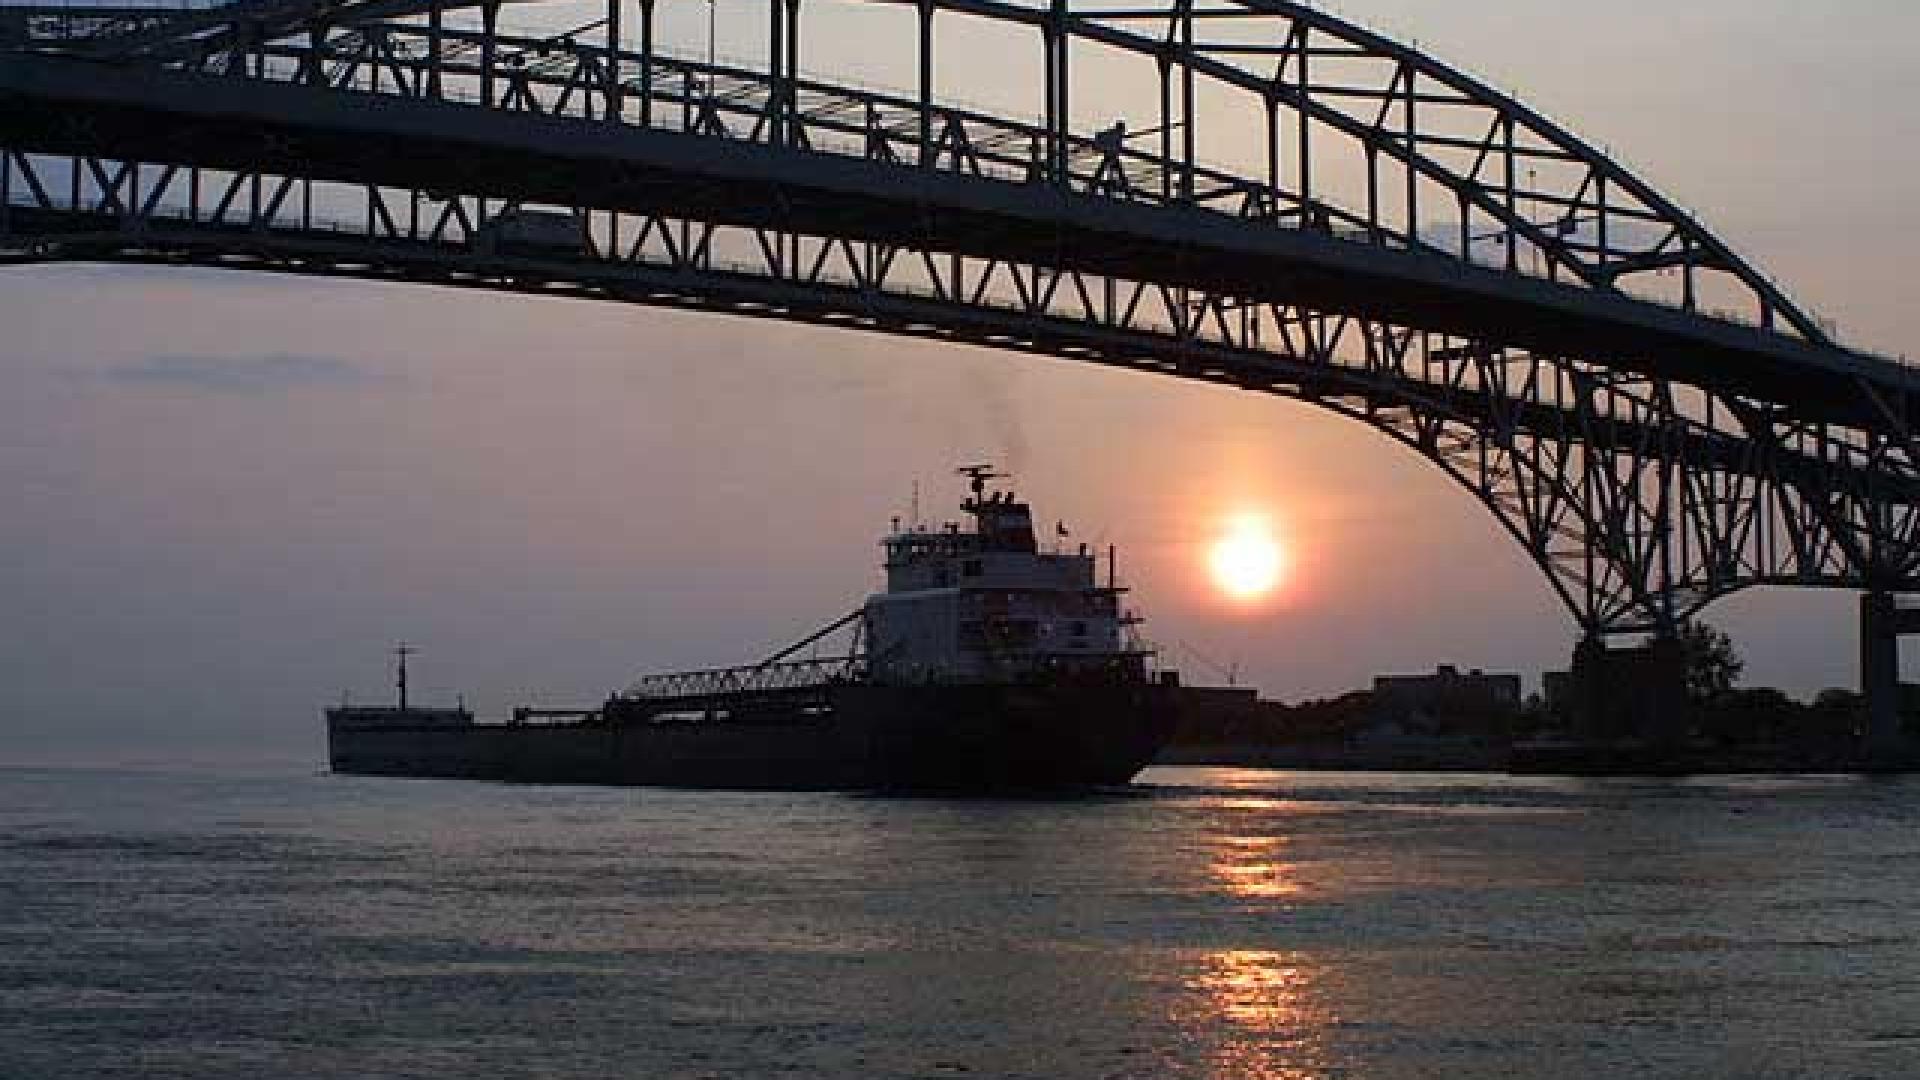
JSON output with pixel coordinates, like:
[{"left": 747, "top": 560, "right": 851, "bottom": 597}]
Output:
[
  {"left": 395, "top": 642, "right": 417, "bottom": 711},
  {"left": 956, "top": 464, "right": 1004, "bottom": 506},
  {"left": 911, "top": 480, "right": 921, "bottom": 529}
]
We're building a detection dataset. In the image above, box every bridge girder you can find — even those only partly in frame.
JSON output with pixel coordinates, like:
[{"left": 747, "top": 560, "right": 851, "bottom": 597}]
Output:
[{"left": 3, "top": 0, "right": 1918, "bottom": 637}]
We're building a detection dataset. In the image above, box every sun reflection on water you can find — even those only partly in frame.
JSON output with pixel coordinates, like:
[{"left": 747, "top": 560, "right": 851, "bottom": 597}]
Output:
[
  {"left": 1213, "top": 861, "right": 1306, "bottom": 900},
  {"left": 1195, "top": 950, "right": 1319, "bottom": 1029},
  {"left": 1215, "top": 796, "right": 1295, "bottom": 813},
  {"left": 1211, "top": 830, "right": 1305, "bottom": 902},
  {"left": 1208, "top": 807, "right": 1309, "bottom": 904},
  {"left": 1187, "top": 949, "right": 1338, "bottom": 1080},
  {"left": 1178, "top": 797, "right": 1340, "bottom": 1078}
]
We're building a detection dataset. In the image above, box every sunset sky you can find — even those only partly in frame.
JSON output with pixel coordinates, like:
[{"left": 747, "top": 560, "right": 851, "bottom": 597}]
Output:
[{"left": 4, "top": 0, "right": 1918, "bottom": 762}]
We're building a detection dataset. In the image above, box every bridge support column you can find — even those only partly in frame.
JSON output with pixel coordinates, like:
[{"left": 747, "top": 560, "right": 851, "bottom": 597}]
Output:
[{"left": 1859, "top": 592, "right": 1916, "bottom": 764}]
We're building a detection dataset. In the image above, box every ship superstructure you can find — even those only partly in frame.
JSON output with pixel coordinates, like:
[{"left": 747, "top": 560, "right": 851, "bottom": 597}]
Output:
[
  {"left": 866, "top": 466, "right": 1144, "bottom": 685},
  {"left": 327, "top": 469, "right": 1179, "bottom": 791}
]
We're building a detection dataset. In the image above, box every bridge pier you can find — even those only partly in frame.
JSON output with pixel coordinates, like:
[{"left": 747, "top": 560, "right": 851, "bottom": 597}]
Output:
[{"left": 1859, "top": 592, "right": 1917, "bottom": 765}]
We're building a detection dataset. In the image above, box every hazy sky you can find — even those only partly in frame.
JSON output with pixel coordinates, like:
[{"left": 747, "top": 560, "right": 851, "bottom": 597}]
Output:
[{"left": 4, "top": 0, "right": 1917, "bottom": 762}]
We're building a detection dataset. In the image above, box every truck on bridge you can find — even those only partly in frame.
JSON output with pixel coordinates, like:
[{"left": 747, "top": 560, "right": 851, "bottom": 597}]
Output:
[{"left": 472, "top": 207, "right": 584, "bottom": 258}]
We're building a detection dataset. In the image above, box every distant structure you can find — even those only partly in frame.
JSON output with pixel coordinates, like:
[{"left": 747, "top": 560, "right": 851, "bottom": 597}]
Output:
[
  {"left": 1372, "top": 665, "right": 1523, "bottom": 730},
  {"left": 1541, "top": 641, "right": 1686, "bottom": 744},
  {"left": 1542, "top": 670, "right": 1574, "bottom": 719}
]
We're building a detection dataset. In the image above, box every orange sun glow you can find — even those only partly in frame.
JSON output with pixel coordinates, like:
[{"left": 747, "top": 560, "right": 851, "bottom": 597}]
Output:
[{"left": 1208, "top": 517, "right": 1285, "bottom": 601}]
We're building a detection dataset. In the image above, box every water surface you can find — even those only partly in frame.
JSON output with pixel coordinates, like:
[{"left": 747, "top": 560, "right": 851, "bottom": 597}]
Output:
[{"left": 4, "top": 765, "right": 1917, "bottom": 1078}]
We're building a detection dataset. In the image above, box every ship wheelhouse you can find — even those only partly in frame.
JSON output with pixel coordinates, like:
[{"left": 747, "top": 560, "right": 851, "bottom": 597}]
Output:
[{"left": 862, "top": 469, "right": 1148, "bottom": 686}]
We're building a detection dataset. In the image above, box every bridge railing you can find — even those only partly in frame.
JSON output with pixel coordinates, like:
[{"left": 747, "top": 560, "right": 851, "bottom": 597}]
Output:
[{"left": 7, "top": 13, "right": 1427, "bottom": 237}]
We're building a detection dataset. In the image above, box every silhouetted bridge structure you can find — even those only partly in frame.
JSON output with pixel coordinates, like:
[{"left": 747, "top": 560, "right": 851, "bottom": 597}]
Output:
[{"left": 3, "top": 0, "right": 1916, "bottom": 753}]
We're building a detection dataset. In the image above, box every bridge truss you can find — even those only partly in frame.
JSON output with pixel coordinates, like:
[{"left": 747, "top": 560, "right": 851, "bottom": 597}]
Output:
[{"left": 2, "top": 0, "right": 1918, "bottom": 643}]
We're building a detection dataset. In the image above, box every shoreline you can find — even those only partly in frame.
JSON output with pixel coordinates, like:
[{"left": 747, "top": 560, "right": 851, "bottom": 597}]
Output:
[{"left": 1156, "top": 742, "right": 1920, "bottom": 777}]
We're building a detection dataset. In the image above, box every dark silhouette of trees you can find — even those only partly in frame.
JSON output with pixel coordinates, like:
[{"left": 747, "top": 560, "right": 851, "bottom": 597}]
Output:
[
  {"left": 1813, "top": 687, "right": 1862, "bottom": 713},
  {"left": 1678, "top": 621, "right": 1744, "bottom": 706}
]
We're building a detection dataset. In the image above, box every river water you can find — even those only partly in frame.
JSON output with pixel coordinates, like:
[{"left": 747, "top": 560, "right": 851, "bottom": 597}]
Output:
[{"left": 3, "top": 764, "right": 1918, "bottom": 1079}]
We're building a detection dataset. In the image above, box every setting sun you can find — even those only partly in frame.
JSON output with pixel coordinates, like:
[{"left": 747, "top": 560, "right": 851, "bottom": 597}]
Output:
[{"left": 1208, "top": 517, "right": 1285, "bottom": 601}]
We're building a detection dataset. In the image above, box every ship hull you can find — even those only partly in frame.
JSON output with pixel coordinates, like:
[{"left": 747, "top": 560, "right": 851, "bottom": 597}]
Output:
[{"left": 327, "top": 682, "right": 1179, "bottom": 792}]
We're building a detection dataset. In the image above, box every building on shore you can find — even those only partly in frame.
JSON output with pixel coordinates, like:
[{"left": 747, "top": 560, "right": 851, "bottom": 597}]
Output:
[{"left": 1368, "top": 665, "right": 1523, "bottom": 738}]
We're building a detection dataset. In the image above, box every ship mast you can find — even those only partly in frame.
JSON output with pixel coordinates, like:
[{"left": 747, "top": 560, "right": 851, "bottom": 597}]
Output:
[{"left": 395, "top": 642, "right": 416, "bottom": 711}]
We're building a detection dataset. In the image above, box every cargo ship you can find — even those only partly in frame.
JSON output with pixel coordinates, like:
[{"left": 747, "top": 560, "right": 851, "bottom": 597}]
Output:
[{"left": 326, "top": 468, "right": 1181, "bottom": 791}]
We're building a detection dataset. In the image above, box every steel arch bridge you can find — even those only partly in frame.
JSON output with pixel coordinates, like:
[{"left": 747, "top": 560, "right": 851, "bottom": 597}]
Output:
[{"left": 3, "top": 0, "right": 1918, "bottom": 653}]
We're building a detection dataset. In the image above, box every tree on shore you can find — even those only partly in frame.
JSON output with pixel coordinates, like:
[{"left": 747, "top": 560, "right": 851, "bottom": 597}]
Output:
[{"left": 1678, "top": 621, "right": 1744, "bottom": 706}]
